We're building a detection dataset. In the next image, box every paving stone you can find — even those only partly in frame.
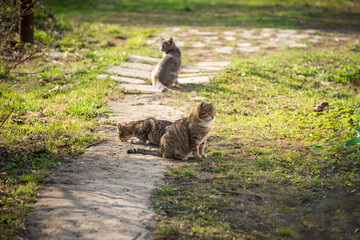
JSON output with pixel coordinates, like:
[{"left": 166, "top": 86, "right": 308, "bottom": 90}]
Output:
[
  {"left": 215, "top": 46, "right": 233, "bottom": 54},
  {"left": 107, "top": 66, "right": 151, "bottom": 79},
  {"left": 288, "top": 43, "right": 307, "bottom": 48},
  {"left": 120, "top": 62, "right": 154, "bottom": 71},
  {"left": 195, "top": 61, "right": 230, "bottom": 68},
  {"left": 182, "top": 66, "right": 222, "bottom": 72},
  {"left": 97, "top": 74, "right": 147, "bottom": 84},
  {"left": 176, "top": 32, "right": 189, "bottom": 38},
  {"left": 128, "top": 55, "right": 160, "bottom": 64},
  {"left": 170, "top": 27, "right": 182, "bottom": 32},
  {"left": 278, "top": 29, "right": 297, "bottom": 34},
  {"left": 281, "top": 40, "right": 297, "bottom": 45},
  {"left": 178, "top": 76, "right": 211, "bottom": 84},
  {"left": 179, "top": 73, "right": 209, "bottom": 78},
  {"left": 238, "top": 47, "right": 260, "bottom": 53},
  {"left": 119, "top": 84, "right": 163, "bottom": 93},
  {"left": 188, "top": 29, "right": 199, "bottom": 34},
  {"left": 260, "top": 32, "right": 273, "bottom": 38},
  {"left": 190, "top": 97, "right": 208, "bottom": 102},
  {"left": 308, "top": 38, "right": 320, "bottom": 43},
  {"left": 239, "top": 33, "right": 263, "bottom": 39},
  {"left": 303, "top": 29, "right": 317, "bottom": 34},
  {"left": 195, "top": 32, "right": 218, "bottom": 36},
  {"left": 175, "top": 41, "right": 185, "bottom": 47},
  {"left": 223, "top": 31, "right": 237, "bottom": 36},
  {"left": 189, "top": 42, "right": 206, "bottom": 48},
  {"left": 261, "top": 28, "right": 276, "bottom": 32},
  {"left": 224, "top": 36, "right": 237, "bottom": 41},
  {"left": 237, "top": 42, "right": 252, "bottom": 47},
  {"left": 202, "top": 36, "right": 219, "bottom": 42},
  {"left": 276, "top": 33, "right": 291, "bottom": 38},
  {"left": 291, "top": 34, "right": 309, "bottom": 39},
  {"left": 242, "top": 29, "right": 257, "bottom": 34},
  {"left": 264, "top": 42, "right": 280, "bottom": 48},
  {"left": 335, "top": 37, "right": 351, "bottom": 41}
]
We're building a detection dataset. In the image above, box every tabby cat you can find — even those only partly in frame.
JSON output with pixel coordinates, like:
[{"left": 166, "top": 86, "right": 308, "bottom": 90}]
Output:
[
  {"left": 128, "top": 102, "right": 216, "bottom": 160},
  {"left": 117, "top": 118, "right": 173, "bottom": 145},
  {"left": 151, "top": 36, "right": 181, "bottom": 92}
]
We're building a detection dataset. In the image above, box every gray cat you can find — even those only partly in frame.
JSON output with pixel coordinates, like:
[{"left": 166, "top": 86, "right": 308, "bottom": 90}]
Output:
[{"left": 151, "top": 36, "right": 181, "bottom": 92}]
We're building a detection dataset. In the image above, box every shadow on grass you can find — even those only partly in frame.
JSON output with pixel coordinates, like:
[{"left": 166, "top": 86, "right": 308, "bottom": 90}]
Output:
[{"left": 45, "top": 0, "right": 360, "bottom": 32}]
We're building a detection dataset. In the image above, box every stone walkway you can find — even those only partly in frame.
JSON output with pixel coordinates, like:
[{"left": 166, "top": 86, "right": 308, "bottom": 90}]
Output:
[
  {"left": 97, "top": 55, "right": 230, "bottom": 92},
  {"left": 95, "top": 27, "right": 344, "bottom": 93}
]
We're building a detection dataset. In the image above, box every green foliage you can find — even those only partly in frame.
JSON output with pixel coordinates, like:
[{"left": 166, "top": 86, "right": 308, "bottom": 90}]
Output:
[{"left": 345, "top": 110, "right": 360, "bottom": 154}]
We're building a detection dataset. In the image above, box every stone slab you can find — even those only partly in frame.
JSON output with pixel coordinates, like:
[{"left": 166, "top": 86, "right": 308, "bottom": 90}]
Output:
[
  {"left": 288, "top": 43, "right": 307, "bottom": 48},
  {"left": 120, "top": 62, "right": 154, "bottom": 71},
  {"left": 189, "top": 42, "right": 205, "bottom": 48},
  {"left": 224, "top": 36, "right": 237, "bottom": 41},
  {"left": 261, "top": 28, "right": 276, "bottom": 32},
  {"left": 276, "top": 33, "right": 291, "bottom": 38},
  {"left": 178, "top": 76, "right": 211, "bottom": 84},
  {"left": 128, "top": 55, "right": 160, "bottom": 64},
  {"left": 303, "top": 29, "right": 317, "bottom": 34},
  {"left": 195, "top": 61, "right": 230, "bottom": 68},
  {"left": 237, "top": 42, "right": 252, "bottom": 47},
  {"left": 190, "top": 97, "right": 208, "bottom": 102},
  {"left": 223, "top": 31, "right": 237, "bottom": 36},
  {"left": 97, "top": 74, "right": 146, "bottom": 84},
  {"left": 182, "top": 66, "right": 222, "bottom": 72},
  {"left": 195, "top": 32, "right": 217, "bottom": 36},
  {"left": 202, "top": 36, "right": 219, "bottom": 42},
  {"left": 291, "top": 34, "right": 309, "bottom": 39},
  {"left": 238, "top": 47, "right": 260, "bottom": 53},
  {"left": 119, "top": 84, "right": 163, "bottom": 93},
  {"left": 175, "top": 41, "right": 185, "bottom": 47},
  {"left": 278, "top": 29, "right": 297, "bottom": 34},
  {"left": 215, "top": 47, "right": 233, "bottom": 54},
  {"left": 107, "top": 66, "right": 151, "bottom": 79},
  {"left": 308, "top": 38, "right": 320, "bottom": 43}
]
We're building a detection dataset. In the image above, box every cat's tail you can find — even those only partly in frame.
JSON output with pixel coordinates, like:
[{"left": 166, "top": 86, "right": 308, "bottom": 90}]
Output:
[{"left": 127, "top": 148, "right": 161, "bottom": 156}]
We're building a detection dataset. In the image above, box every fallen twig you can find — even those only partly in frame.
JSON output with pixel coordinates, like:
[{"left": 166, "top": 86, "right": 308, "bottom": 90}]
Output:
[{"left": 0, "top": 107, "right": 14, "bottom": 128}]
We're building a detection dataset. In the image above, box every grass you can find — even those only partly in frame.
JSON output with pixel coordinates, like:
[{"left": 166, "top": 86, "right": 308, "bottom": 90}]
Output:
[
  {"left": 43, "top": 0, "right": 360, "bottom": 30},
  {"left": 154, "top": 41, "right": 360, "bottom": 239},
  {"left": 1, "top": 0, "right": 359, "bottom": 239}
]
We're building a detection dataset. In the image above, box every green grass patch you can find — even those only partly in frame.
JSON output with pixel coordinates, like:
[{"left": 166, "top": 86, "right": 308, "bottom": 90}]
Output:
[{"left": 155, "top": 36, "right": 360, "bottom": 239}]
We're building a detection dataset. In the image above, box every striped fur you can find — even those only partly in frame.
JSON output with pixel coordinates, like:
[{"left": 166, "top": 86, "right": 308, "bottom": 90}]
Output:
[
  {"left": 128, "top": 102, "right": 216, "bottom": 160},
  {"left": 152, "top": 36, "right": 181, "bottom": 90},
  {"left": 117, "top": 118, "right": 172, "bottom": 145}
]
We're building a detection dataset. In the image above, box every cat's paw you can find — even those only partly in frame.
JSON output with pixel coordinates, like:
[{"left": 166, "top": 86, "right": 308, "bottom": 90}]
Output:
[
  {"left": 194, "top": 154, "right": 202, "bottom": 159},
  {"left": 202, "top": 154, "right": 208, "bottom": 158},
  {"left": 181, "top": 156, "right": 189, "bottom": 161},
  {"left": 161, "top": 87, "right": 172, "bottom": 93}
]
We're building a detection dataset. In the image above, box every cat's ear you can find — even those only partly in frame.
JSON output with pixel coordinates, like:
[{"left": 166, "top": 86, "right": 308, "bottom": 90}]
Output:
[
  {"left": 160, "top": 36, "right": 165, "bottom": 42},
  {"left": 168, "top": 37, "right": 173, "bottom": 44},
  {"left": 200, "top": 102, "right": 206, "bottom": 109},
  {"left": 117, "top": 123, "right": 123, "bottom": 130},
  {"left": 210, "top": 102, "right": 215, "bottom": 106}
]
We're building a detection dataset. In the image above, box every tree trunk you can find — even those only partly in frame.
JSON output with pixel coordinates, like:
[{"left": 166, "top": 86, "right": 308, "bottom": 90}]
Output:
[{"left": 19, "top": 0, "right": 34, "bottom": 44}]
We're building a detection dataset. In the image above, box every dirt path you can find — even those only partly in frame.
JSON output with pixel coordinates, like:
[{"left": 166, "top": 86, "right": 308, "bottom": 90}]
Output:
[
  {"left": 23, "top": 95, "right": 183, "bottom": 240},
  {"left": 22, "top": 27, "right": 325, "bottom": 239}
]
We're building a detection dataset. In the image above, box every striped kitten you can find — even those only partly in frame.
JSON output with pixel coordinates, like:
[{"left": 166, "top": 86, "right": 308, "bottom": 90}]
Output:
[
  {"left": 117, "top": 118, "right": 172, "bottom": 145},
  {"left": 151, "top": 36, "right": 181, "bottom": 92},
  {"left": 128, "top": 102, "right": 215, "bottom": 160}
]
